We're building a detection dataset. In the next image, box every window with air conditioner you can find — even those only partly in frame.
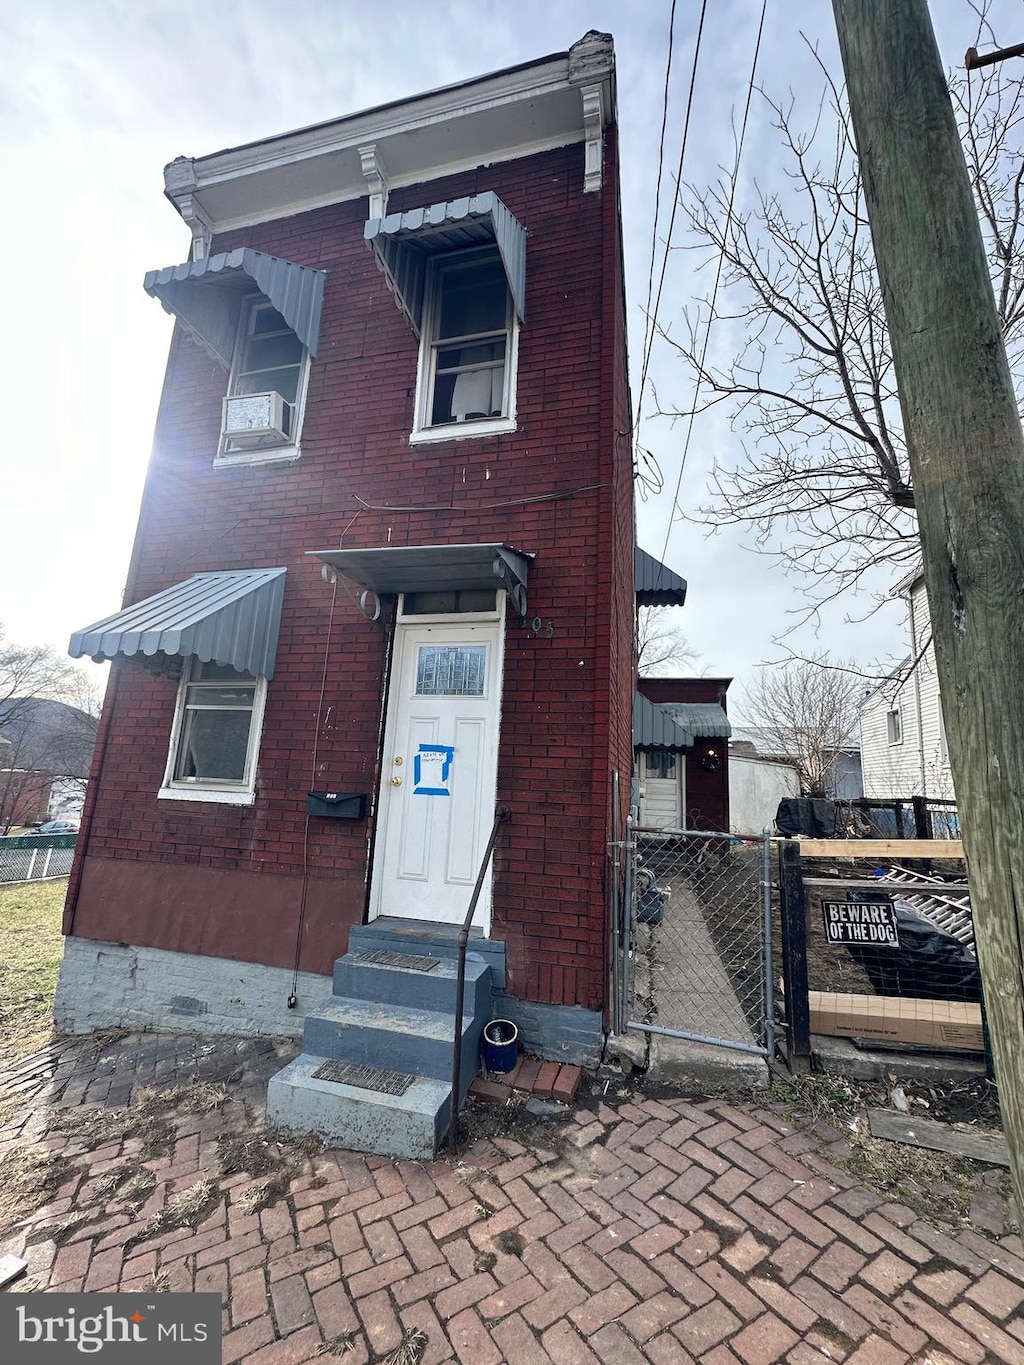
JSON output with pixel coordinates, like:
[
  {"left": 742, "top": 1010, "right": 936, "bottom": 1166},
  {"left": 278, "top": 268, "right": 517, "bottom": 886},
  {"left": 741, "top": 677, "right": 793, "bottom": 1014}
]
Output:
[
  {"left": 412, "top": 247, "right": 518, "bottom": 442},
  {"left": 218, "top": 297, "right": 310, "bottom": 465},
  {"left": 159, "top": 659, "right": 267, "bottom": 804}
]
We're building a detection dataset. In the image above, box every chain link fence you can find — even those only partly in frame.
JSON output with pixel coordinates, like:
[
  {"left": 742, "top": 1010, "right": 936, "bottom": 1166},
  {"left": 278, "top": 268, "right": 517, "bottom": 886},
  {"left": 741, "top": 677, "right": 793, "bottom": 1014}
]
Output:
[
  {"left": 622, "top": 826, "right": 772, "bottom": 1056},
  {"left": 0, "top": 834, "right": 76, "bottom": 885}
]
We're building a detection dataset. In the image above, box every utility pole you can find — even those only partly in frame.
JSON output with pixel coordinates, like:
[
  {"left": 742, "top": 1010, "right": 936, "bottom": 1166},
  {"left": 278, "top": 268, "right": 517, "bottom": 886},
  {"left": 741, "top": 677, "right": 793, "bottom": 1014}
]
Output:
[{"left": 833, "top": 0, "right": 1024, "bottom": 1216}]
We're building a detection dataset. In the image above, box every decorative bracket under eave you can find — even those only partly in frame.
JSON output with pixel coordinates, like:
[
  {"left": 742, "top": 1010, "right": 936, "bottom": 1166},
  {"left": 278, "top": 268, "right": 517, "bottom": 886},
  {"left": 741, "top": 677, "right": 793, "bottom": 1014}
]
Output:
[
  {"left": 359, "top": 143, "right": 390, "bottom": 220},
  {"left": 178, "top": 194, "right": 213, "bottom": 262},
  {"left": 580, "top": 85, "right": 604, "bottom": 193}
]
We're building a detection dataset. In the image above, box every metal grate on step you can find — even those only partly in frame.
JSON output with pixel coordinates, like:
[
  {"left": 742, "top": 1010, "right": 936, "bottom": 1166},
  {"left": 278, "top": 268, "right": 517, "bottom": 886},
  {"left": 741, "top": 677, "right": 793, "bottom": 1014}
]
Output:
[
  {"left": 312, "top": 1060, "right": 416, "bottom": 1096},
  {"left": 353, "top": 950, "right": 442, "bottom": 972}
]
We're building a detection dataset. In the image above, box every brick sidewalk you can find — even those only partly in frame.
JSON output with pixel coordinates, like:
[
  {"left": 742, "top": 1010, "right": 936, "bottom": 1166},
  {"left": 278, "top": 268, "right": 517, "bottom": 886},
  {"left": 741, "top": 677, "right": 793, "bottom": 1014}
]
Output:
[{"left": 1, "top": 1032, "right": 1022, "bottom": 1363}]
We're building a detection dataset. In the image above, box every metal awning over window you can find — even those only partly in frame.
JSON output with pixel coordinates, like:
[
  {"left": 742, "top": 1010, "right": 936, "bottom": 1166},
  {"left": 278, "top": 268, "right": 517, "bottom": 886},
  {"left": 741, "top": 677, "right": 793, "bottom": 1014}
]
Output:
[
  {"left": 144, "top": 249, "right": 326, "bottom": 369},
  {"left": 633, "top": 691, "right": 693, "bottom": 751},
  {"left": 635, "top": 546, "right": 688, "bottom": 607},
  {"left": 365, "top": 192, "right": 527, "bottom": 338},
  {"left": 310, "top": 543, "right": 531, "bottom": 617},
  {"left": 660, "top": 702, "right": 731, "bottom": 740},
  {"left": 69, "top": 568, "right": 287, "bottom": 680}
]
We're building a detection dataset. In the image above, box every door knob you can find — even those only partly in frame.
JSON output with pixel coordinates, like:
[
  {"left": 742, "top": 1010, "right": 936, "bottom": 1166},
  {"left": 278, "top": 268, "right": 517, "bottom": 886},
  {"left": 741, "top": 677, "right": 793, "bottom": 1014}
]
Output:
[{"left": 391, "top": 776, "right": 403, "bottom": 787}]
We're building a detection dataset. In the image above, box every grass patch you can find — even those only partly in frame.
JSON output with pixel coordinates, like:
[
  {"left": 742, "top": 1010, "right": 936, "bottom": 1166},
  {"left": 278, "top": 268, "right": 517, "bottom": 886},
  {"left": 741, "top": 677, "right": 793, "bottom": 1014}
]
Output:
[
  {"left": 380, "top": 1329, "right": 428, "bottom": 1365},
  {"left": 122, "top": 1179, "right": 221, "bottom": 1256},
  {"left": 495, "top": 1228, "right": 525, "bottom": 1257},
  {"left": 846, "top": 1140, "right": 979, "bottom": 1222},
  {"left": 0, "top": 880, "right": 66, "bottom": 1063},
  {"left": 0, "top": 1145, "right": 67, "bottom": 1229}
]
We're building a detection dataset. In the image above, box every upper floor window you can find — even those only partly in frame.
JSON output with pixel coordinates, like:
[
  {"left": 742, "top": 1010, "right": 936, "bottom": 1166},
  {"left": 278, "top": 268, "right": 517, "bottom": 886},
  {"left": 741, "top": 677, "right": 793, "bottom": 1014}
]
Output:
[
  {"left": 219, "top": 297, "right": 310, "bottom": 464},
  {"left": 886, "top": 708, "right": 903, "bottom": 746},
  {"left": 413, "top": 247, "right": 518, "bottom": 442}
]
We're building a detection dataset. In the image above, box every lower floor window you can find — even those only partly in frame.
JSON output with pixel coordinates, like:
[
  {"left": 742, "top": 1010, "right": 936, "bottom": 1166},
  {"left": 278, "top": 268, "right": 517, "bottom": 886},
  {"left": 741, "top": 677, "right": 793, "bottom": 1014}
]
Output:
[{"left": 163, "top": 659, "right": 265, "bottom": 799}]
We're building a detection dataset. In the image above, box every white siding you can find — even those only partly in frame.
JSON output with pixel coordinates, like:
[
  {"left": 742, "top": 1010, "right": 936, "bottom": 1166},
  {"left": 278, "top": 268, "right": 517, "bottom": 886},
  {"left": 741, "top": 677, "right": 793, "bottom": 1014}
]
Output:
[
  {"left": 859, "top": 579, "right": 956, "bottom": 800},
  {"left": 729, "top": 754, "right": 799, "bottom": 837}
]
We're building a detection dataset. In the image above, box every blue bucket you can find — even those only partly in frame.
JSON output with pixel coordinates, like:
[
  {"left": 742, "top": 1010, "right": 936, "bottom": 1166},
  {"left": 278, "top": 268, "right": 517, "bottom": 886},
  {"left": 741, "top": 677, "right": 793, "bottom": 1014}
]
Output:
[{"left": 481, "top": 1019, "right": 520, "bottom": 1073}]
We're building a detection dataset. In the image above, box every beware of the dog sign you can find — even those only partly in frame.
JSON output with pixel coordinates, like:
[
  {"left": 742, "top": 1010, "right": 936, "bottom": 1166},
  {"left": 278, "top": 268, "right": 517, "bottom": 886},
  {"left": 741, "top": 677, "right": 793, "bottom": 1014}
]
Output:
[{"left": 822, "top": 899, "right": 900, "bottom": 948}]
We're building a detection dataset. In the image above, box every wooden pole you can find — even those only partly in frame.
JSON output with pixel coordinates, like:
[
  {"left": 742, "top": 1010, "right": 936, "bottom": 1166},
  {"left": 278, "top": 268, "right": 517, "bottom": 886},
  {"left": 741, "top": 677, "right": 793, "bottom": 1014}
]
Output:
[{"left": 833, "top": 0, "right": 1024, "bottom": 1215}]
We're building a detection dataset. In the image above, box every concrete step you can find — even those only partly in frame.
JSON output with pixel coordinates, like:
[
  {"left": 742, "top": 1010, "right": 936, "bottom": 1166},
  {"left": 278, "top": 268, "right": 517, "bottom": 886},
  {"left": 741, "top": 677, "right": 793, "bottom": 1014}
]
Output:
[
  {"left": 302, "top": 996, "right": 484, "bottom": 1096},
  {"left": 333, "top": 950, "right": 491, "bottom": 1016},
  {"left": 349, "top": 918, "right": 506, "bottom": 988},
  {"left": 266, "top": 1054, "right": 450, "bottom": 1161}
]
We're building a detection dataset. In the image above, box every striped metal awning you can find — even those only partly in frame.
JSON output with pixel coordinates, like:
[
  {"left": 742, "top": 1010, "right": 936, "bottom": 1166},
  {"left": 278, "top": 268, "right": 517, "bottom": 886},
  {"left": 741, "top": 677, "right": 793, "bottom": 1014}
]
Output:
[
  {"left": 633, "top": 691, "right": 693, "bottom": 751},
  {"left": 310, "top": 543, "right": 531, "bottom": 617},
  {"left": 660, "top": 702, "right": 731, "bottom": 739},
  {"left": 635, "top": 547, "right": 687, "bottom": 607},
  {"left": 69, "top": 568, "right": 287, "bottom": 680},
  {"left": 365, "top": 192, "right": 527, "bottom": 337},
  {"left": 144, "top": 248, "right": 326, "bottom": 369}
]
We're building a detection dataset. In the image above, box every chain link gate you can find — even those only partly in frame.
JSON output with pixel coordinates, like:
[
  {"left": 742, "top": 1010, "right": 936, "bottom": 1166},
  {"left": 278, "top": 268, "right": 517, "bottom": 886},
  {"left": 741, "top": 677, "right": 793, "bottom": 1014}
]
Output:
[{"left": 616, "top": 825, "right": 774, "bottom": 1056}]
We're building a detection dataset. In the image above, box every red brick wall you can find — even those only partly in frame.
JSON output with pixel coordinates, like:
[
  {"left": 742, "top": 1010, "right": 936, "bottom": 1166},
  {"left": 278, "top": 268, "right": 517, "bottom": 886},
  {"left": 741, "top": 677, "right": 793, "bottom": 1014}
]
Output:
[{"left": 68, "top": 141, "right": 634, "bottom": 1012}]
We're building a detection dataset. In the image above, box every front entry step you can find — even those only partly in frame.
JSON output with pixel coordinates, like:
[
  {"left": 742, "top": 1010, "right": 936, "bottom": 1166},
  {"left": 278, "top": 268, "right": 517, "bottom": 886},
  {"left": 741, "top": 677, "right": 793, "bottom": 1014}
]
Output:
[
  {"left": 267, "top": 1055, "right": 452, "bottom": 1160},
  {"left": 266, "top": 936, "right": 495, "bottom": 1160}
]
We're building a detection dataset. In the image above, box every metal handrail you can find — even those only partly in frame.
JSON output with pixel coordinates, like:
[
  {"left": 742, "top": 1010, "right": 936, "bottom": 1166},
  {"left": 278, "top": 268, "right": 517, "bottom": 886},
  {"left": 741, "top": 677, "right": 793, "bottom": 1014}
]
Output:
[{"left": 447, "top": 805, "right": 511, "bottom": 1156}]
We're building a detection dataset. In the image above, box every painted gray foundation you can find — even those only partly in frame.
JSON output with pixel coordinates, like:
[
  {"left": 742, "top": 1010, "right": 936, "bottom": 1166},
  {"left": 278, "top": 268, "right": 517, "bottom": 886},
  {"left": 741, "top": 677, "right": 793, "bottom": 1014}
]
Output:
[
  {"left": 56, "top": 936, "right": 606, "bottom": 1066},
  {"left": 55, "top": 937, "right": 332, "bottom": 1039},
  {"left": 491, "top": 994, "right": 604, "bottom": 1067}
]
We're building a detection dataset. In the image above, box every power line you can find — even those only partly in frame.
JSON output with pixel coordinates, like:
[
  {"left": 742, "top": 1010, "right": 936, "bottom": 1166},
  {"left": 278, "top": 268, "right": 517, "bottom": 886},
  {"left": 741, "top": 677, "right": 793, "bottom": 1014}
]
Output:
[
  {"left": 659, "top": 0, "right": 768, "bottom": 569},
  {"left": 637, "top": 0, "right": 711, "bottom": 433}
]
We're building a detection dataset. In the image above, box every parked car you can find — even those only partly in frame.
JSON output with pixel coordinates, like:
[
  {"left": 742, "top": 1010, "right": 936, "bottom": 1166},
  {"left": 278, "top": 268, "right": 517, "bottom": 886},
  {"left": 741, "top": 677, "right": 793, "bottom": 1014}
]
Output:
[{"left": 35, "top": 820, "right": 80, "bottom": 835}]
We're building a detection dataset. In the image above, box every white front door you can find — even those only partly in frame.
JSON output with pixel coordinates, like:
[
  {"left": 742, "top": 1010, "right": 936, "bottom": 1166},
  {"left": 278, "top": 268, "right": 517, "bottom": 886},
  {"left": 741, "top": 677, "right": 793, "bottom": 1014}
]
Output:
[{"left": 371, "top": 615, "right": 504, "bottom": 927}]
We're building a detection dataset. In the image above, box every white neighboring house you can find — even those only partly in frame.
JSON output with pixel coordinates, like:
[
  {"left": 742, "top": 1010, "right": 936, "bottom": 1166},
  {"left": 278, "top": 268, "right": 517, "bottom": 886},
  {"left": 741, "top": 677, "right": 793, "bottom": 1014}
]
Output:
[{"left": 859, "top": 571, "right": 955, "bottom": 801}]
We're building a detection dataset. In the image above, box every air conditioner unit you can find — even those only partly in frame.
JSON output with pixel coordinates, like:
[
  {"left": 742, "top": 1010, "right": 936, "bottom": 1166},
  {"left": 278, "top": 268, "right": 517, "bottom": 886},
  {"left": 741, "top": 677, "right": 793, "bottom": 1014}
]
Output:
[{"left": 221, "top": 390, "right": 290, "bottom": 446}]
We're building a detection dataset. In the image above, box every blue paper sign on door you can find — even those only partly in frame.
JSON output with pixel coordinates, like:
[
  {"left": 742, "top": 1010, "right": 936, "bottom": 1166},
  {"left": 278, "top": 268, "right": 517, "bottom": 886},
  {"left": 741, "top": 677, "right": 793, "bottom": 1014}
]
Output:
[{"left": 413, "top": 744, "right": 454, "bottom": 796}]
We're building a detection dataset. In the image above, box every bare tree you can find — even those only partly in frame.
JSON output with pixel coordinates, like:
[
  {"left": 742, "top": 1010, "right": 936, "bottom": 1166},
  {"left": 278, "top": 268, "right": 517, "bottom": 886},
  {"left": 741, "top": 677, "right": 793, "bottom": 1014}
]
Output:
[
  {"left": 739, "top": 654, "right": 862, "bottom": 798},
  {"left": 0, "top": 627, "right": 100, "bottom": 830},
  {"left": 636, "top": 607, "right": 699, "bottom": 675},
  {"left": 665, "top": 2, "right": 1024, "bottom": 613}
]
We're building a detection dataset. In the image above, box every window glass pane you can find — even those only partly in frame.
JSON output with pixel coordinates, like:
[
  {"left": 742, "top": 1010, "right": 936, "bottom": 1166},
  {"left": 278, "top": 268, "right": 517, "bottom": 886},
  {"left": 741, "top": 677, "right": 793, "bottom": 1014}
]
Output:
[
  {"left": 438, "top": 259, "right": 508, "bottom": 338},
  {"left": 244, "top": 334, "right": 303, "bottom": 371},
  {"left": 249, "top": 305, "right": 289, "bottom": 336},
  {"left": 645, "top": 752, "right": 677, "bottom": 779},
  {"left": 415, "top": 645, "right": 486, "bottom": 696},
  {"left": 175, "top": 709, "right": 252, "bottom": 781},
  {"left": 194, "top": 662, "right": 256, "bottom": 682},
  {"left": 404, "top": 591, "right": 497, "bottom": 615},
  {"left": 183, "top": 684, "right": 255, "bottom": 709},
  {"left": 235, "top": 368, "right": 300, "bottom": 405},
  {"left": 432, "top": 362, "right": 505, "bottom": 425}
]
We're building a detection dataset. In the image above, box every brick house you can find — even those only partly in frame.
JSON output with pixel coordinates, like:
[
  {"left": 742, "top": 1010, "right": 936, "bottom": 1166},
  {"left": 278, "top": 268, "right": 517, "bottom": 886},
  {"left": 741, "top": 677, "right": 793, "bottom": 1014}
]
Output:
[
  {"left": 60, "top": 33, "right": 665, "bottom": 1154},
  {"left": 633, "top": 676, "right": 732, "bottom": 831}
]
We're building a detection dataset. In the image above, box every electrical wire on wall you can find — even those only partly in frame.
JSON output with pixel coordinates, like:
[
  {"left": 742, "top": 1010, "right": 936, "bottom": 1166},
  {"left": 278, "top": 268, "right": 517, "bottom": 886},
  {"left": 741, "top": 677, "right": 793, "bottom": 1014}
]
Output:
[{"left": 287, "top": 573, "right": 340, "bottom": 1009}]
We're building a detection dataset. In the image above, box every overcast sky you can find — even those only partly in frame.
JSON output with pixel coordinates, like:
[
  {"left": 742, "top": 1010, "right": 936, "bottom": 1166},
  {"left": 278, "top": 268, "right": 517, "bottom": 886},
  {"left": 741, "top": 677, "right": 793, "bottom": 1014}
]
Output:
[{"left": 0, "top": 1, "right": 1012, "bottom": 717}]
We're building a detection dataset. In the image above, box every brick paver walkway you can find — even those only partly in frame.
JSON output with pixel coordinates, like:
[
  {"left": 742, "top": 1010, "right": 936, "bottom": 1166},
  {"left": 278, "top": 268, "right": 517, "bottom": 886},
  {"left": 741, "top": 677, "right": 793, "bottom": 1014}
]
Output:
[{"left": 1, "top": 1032, "right": 1022, "bottom": 1363}]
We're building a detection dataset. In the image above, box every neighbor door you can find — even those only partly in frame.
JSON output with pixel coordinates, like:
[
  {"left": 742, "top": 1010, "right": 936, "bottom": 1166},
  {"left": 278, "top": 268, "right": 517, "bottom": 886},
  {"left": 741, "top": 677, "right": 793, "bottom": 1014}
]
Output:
[{"left": 371, "top": 616, "right": 503, "bottom": 927}]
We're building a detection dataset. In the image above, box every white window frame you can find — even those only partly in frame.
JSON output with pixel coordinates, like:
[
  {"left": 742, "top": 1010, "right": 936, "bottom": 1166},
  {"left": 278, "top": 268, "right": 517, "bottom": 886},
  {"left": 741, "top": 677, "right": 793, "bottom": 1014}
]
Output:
[
  {"left": 409, "top": 245, "right": 519, "bottom": 445},
  {"left": 158, "top": 658, "right": 268, "bottom": 805},
  {"left": 214, "top": 295, "right": 311, "bottom": 469},
  {"left": 886, "top": 708, "right": 904, "bottom": 746}
]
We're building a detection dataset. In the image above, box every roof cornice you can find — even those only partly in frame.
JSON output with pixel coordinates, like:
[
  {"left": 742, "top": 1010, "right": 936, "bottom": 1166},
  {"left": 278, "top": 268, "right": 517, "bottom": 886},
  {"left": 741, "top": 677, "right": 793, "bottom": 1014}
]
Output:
[{"left": 164, "top": 32, "right": 615, "bottom": 238}]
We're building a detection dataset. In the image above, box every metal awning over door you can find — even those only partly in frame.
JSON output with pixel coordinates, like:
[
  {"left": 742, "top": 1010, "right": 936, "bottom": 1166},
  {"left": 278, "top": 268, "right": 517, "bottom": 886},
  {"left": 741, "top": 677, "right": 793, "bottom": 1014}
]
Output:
[
  {"left": 143, "top": 248, "right": 326, "bottom": 368},
  {"left": 633, "top": 691, "right": 693, "bottom": 751},
  {"left": 310, "top": 543, "right": 531, "bottom": 617}
]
